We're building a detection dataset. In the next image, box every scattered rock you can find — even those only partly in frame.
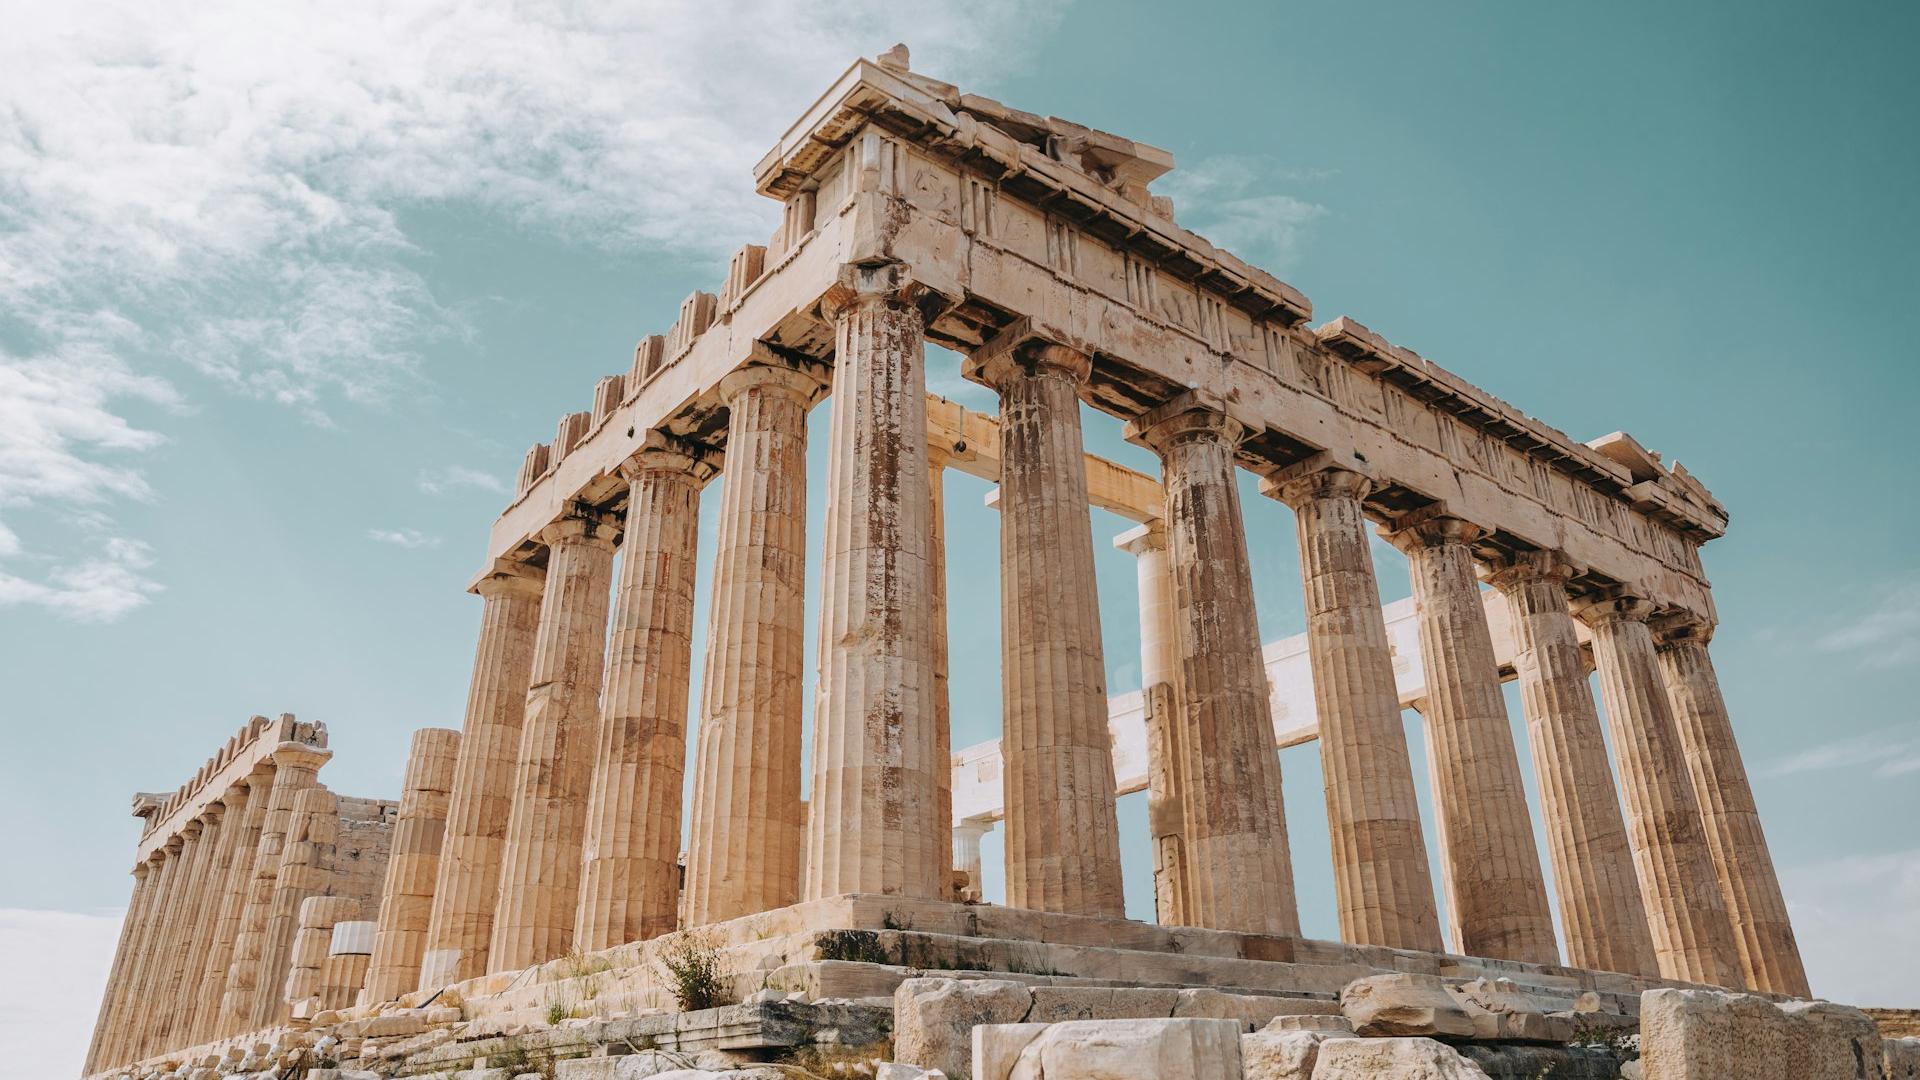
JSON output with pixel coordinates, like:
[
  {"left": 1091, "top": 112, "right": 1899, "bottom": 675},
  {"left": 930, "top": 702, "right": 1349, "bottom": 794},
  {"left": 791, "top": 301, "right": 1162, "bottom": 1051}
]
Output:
[
  {"left": 893, "top": 977, "right": 1034, "bottom": 1080},
  {"left": 1308, "top": 1036, "right": 1493, "bottom": 1079},
  {"left": 999, "top": 1018, "right": 1243, "bottom": 1080},
  {"left": 1241, "top": 1028, "right": 1354, "bottom": 1079},
  {"left": 1339, "top": 974, "right": 1475, "bottom": 1040}
]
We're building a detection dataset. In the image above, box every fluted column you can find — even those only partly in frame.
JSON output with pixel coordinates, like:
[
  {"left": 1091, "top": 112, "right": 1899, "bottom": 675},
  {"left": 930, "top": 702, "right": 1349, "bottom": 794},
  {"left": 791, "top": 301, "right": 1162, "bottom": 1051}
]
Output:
[
  {"left": 191, "top": 762, "right": 276, "bottom": 1043},
  {"left": 684, "top": 359, "right": 823, "bottom": 926},
  {"left": 156, "top": 804, "right": 226, "bottom": 1050},
  {"left": 1654, "top": 614, "right": 1809, "bottom": 995},
  {"left": 1385, "top": 512, "right": 1558, "bottom": 964},
  {"left": 1487, "top": 552, "right": 1656, "bottom": 976},
  {"left": 927, "top": 444, "right": 955, "bottom": 900},
  {"left": 970, "top": 337, "right": 1124, "bottom": 916},
  {"left": 87, "top": 858, "right": 157, "bottom": 1071},
  {"left": 1116, "top": 521, "right": 1189, "bottom": 926},
  {"left": 420, "top": 560, "right": 544, "bottom": 988},
  {"left": 952, "top": 820, "right": 988, "bottom": 899},
  {"left": 1575, "top": 592, "right": 1739, "bottom": 986},
  {"left": 805, "top": 269, "right": 945, "bottom": 900},
  {"left": 489, "top": 511, "right": 618, "bottom": 970},
  {"left": 362, "top": 728, "right": 461, "bottom": 1004},
  {"left": 174, "top": 786, "right": 248, "bottom": 1048},
  {"left": 124, "top": 834, "right": 189, "bottom": 1062},
  {"left": 222, "top": 742, "right": 328, "bottom": 1035},
  {"left": 253, "top": 785, "right": 339, "bottom": 1028},
  {"left": 1266, "top": 457, "right": 1441, "bottom": 951},
  {"left": 323, "top": 921, "right": 375, "bottom": 1011},
  {"left": 576, "top": 436, "right": 714, "bottom": 949},
  {"left": 1125, "top": 394, "right": 1297, "bottom": 936},
  {"left": 285, "top": 896, "right": 358, "bottom": 1016}
]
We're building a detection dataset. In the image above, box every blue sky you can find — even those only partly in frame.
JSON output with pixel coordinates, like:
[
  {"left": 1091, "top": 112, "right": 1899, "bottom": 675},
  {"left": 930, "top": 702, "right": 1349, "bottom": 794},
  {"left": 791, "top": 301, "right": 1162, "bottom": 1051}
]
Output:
[{"left": 3, "top": 1, "right": 1917, "bottom": 1068}]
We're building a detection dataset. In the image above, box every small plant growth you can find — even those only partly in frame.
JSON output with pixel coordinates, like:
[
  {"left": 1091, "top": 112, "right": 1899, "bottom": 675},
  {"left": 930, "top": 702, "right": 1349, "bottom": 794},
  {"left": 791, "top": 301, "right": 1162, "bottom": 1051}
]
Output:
[{"left": 662, "top": 932, "right": 728, "bottom": 1012}]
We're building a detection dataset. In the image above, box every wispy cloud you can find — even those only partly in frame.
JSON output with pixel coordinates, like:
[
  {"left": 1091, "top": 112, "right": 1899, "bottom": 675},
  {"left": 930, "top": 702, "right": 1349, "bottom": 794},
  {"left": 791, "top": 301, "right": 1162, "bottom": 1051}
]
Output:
[
  {"left": 0, "top": 0, "right": 1064, "bottom": 622},
  {"left": 1781, "top": 849, "right": 1920, "bottom": 1005},
  {"left": 1154, "top": 155, "right": 1330, "bottom": 270},
  {"left": 1753, "top": 725, "right": 1920, "bottom": 782},
  {"left": 367, "top": 528, "right": 441, "bottom": 550},
  {"left": 418, "top": 465, "right": 508, "bottom": 497},
  {"left": 1810, "top": 577, "right": 1920, "bottom": 670}
]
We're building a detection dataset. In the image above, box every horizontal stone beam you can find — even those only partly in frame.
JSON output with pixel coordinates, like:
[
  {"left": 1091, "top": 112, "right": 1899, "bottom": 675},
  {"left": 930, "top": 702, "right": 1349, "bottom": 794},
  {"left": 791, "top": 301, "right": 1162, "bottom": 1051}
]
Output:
[
  {"left": 950, "top": 586, "right": 1591, "bottom": 825},
  {"left": 926, "top": 395, "right": 1162, "bottom": 522}
]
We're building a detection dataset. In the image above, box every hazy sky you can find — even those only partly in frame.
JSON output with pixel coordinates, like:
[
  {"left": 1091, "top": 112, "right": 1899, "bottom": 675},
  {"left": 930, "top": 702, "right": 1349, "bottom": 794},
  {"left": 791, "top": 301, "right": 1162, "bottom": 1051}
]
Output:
[{"left": 4, "top": 1, "right": 1917, "bottom": 1070}]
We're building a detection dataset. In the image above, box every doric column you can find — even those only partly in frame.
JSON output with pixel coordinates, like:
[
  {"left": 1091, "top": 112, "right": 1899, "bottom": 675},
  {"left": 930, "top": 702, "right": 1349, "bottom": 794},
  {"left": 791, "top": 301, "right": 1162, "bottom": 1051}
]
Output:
[
  {"left": 222, "top": 742, "right": 328, "bottom": 1035},
  {"left": 125, "top": 834, "right": 190, "bottom": 1062},
  {"left": 1384, "top": 511, "right": 1558, "bottom": 965},
  {"left": 804, "top": 267, "right": 946, "bottom": 900},
  {"left": 105, "top": 847, "right": 176, "bottom": 1067},
  {"left": 420, "top": 560, "right": 544, "bottom": 988},
  {"left": 968, "top": 335, "right": 1125, "bottom": 916},
  {"left": 191, "top": 762, "right": 276, "bottom": 1043},
  {"left": 1116, "top": 521, "right": 1189, "bottom": 926},
  {"left": 174, "top": 785, "right": 248, "bottom": 1048},
  {"left": 1266, "top": 455, "right": 1441, "bottom": 951},
  {"left": 1654, "top": 614, "right": 1809, "bottom": 996},
  {"left": 927, "top": 443, "right": 955, "bottom": 901},
  {"left": 157, "top": 803, "right": 227, "bottom": 1050},
  {"left": 284, "top": 896, "right": 357, "bottom": 1017},
  {"left": 1124, "top": 393, "right": 1297, "bottom": 936},
  {"left": 489, "top": 510, "right": 618, "bottom": 971},
  {"left": 1487, "top": 552, "right": 1656, "bottom": 977},
  {"left": 361, "top": 728, "right": 461, "bottom": 1004},
  {"left": 575, "top": 436, "right": 714, "bottom": 949},
  {"left": 85, "top": 859, "right": 155, "bottom": 1072},
  {"left": 323, "top": 921, "right": 375, "bottom": 1011},
  {"left": 253, "top": 785, "right": 339, "bottom": 1029},
  {"left": 1575, "top": 592, "right": 1740, "bottom": 987},
  {"left": 684, "top": 357, "right": 823, "bottom": 926}
]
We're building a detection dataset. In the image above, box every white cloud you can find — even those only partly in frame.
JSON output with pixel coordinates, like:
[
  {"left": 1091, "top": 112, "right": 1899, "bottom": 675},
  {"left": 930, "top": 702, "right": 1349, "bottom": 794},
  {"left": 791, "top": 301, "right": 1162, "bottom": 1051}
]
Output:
[
  {"left": 0, "top": 537, "right": 164, "bottom": 622},
  {"left": 368, "top": 527, "right": 441, "bottom": 550},
  {"left": 1811, "top": 577, "right": 1920, "bottom": 670},
  {"left": 1754, "top": 726, "right": 1920, "bottom": 782},
  {"left": 0, "top": 908, "right": 124, "bottom": 1077},
  {"left": 1782, "top": 849, "right": 1920, "bottom": 1005},
  {"left": 0, "top": 0, "right": 1063, "bottom": 621},
  {"left": 1154, "top": 155, "right": 1329, "bottom": 270},
  {"left": 418, "top": 465, "right": 508, "bottom": 496}
]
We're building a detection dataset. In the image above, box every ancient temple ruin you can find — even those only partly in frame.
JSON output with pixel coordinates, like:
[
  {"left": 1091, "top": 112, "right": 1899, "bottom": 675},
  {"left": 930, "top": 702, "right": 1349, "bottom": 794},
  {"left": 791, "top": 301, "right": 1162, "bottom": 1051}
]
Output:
[{"left": 86, "top": 48, "right": 1890, "bottom": 1080}]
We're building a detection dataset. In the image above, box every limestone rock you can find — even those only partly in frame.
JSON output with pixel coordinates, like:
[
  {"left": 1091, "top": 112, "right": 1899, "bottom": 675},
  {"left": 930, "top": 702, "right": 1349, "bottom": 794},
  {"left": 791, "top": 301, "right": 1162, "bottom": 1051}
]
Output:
[
  {"left": 1780, "top": 1000, "right": 1887, "bottom": 1080},
  {"left": 1445, "top": 977, "right": 1571, "bottom": 1042},
  {"left": 1308, "top": 1037, "right": 1493, "bottom": 1079},
  {"left": 1241, "top": 1029, "right": 1354, "bottom": 1079},
  {"left": 1339, "top": 974, "right": 1475, "bottom": 1039},
  {"left": 996, "top": 1017, "right": 1243, "bottom": 1080},
  {"left": 1641, "top": 988, "right": 1886, "bottom": 1080},
  {"left": 1261, "top": 1015, "right": 1354, "bottom": 1034},
  {"left": 1887, "top": 1037, "right": 1920, "bottom": 1080},
  {"left": 894, "top": 977, "right": 1034, "bottom": 1079},
  {"left": 973, "top": 1023, "right": 1051, "bottom": 1080}
]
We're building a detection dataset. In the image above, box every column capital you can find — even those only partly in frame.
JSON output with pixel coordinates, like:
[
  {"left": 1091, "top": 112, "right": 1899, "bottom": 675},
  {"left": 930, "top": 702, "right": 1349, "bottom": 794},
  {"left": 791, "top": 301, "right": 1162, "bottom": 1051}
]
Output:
[
  {"left": 1260, "top": 450, "right": 1381, "bottom": 509},
  {"left": 269, "top": 741, "right": 332, "bottom": 772},
  {"left": 617, "top": 430, "right": 720, "bottom": 485},
  {"left": 1651, "top": 610, "right": 1717, "bottom": 647},
  {"left": 1122, "top": 390, "right": 1249, "bottom": 452},
  {"left": 537, "top": 507, "right": 620, "bottom": 550},
  {"left": 1485, "top": 548, "right": 1585, "bottom": 591},
  {"left": 469, "top": 557, "right": 546, "bottom": 599},
  {"left": 719, "top": 343, "right": 831, "bottom": 408},
  {"left": 180, "top": 818, "right": 206, "bottom": 841},
  {"left": 1569, "top": 587, "right": 1659, "bottom": 628},
  {"left": 819, "top": 260, "right": 958, "bottom": 324},
  {"left": 130, "top": 860, "right": 152, "bottom": 880},
  {"left": 963, "top": 317, "right": 1093, "bottom": 391},
  {"left": 1378, "top": 503, "right": 1487, "bottom": 555},
  {"left": 1113, "top": 519, "right": 1168, "bottom": 557}
]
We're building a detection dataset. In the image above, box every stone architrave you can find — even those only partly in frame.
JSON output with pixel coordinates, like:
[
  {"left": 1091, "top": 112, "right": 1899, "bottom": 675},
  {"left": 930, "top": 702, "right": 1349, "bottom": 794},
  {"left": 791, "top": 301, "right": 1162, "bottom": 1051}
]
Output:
[
  {"left": 1265, "top": 454, "right": 1438, "bottom": 950},
  {"left": 969, "top": 333, "right": 1124, "bottom": 917},
  {"left": 222, "top": 742, "right": 329, "bottom": 1034},
  {"left": 1384, "top": 510, "right": 1558, "bottom": 965},
  {"left": 1575, "top": 591, "right": 1740, "bottom": 987},
  {"left": 575, "top": 435, "right": 715, "bottom": 949},
  {"left": 804, "top": 266, "right": 946, "bottom": 901},
  {"left": 190, "top": 761, "right": 277, "bottom": 1043},
  {"left": 361, "top": 727, "right": 461, "bottom": 1004},
  {"left": 1654, "top": 614, "right": 1810, "bottom": 997},
  {"left": 1125, "top": 392, "right": 1297, "bottom": 936},
  {"left": 419, "top": 560, "right": 544, "bottom": 988},
  {"left": 252, "top": 784, "right": 340, "bottom": 1029},
  {"left": 489, "top": 510, "right": 618, "bottom": 971},
  {"left": 684, "top": 356, "right": 823, "bottom": 927},
  {"left": 1487, "top": 551, "right": 1658, "bottom": 978},
  {"left": 1116, "top": 521, "right": 1190, "bottom": 927}
]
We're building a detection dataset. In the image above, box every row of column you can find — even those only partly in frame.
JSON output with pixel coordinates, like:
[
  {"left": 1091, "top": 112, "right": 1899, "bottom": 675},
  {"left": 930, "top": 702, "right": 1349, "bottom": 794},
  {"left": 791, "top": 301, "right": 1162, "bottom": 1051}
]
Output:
[
  {"left": 86, "top": 740, "right": 337, "bottom": 1073},
  {"left": 407, "top": 267, "right": 1803, "bottom": 1014}
]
